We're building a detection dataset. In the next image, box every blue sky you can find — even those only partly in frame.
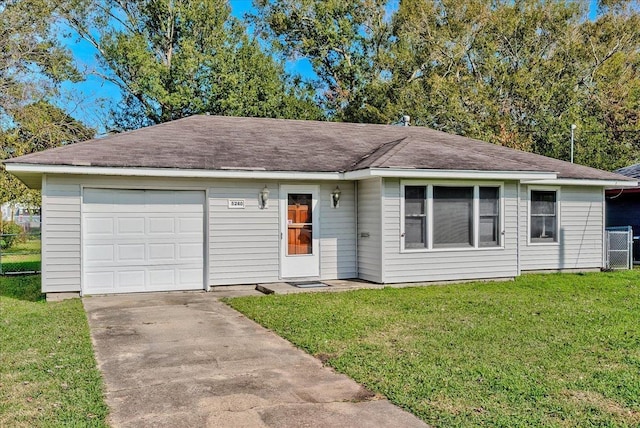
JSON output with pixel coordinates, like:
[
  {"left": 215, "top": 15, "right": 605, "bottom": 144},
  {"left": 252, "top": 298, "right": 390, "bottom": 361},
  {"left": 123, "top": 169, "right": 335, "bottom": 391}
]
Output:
[{"left": 61, "top": 0, "right": 601, "bottom": 134}]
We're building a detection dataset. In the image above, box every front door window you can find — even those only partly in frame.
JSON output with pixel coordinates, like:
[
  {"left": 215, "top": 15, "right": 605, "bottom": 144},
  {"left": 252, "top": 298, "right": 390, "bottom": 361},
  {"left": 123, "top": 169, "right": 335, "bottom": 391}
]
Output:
[{"left": 287, "top": 193, "right": 313, "bottom": 255}]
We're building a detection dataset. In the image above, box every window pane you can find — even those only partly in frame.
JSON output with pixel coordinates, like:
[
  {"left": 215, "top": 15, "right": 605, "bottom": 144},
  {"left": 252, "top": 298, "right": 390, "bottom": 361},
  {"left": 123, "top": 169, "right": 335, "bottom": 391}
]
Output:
[
  {"left": 531, "top": 216, "right": 557, "bottom": 242},
  {"left": 405, "top": 216, "right": 426, "bottom": 249},
  {"left": 433, "top": 186, "right": 473, "bottom": 248},
  {"left": 405, "top": 186, "right": 426, "bottom": 216},
  {"left": 479, "top": 187, "right": 499, "bottom": 215},
  {"left": 530, "top": 190, "right": 557, "bottom": 242},
  {"left": 287, "top": 193, "right": 312, "bottom": 254},
  {"left": 479, "top": 216, "right": 499, "bottom": 246},
  {"left": 404, "top": 186, "right": 426, "bottom": 249},
  {"left": 531, "top": 191, "right": 556, "bottom": 215},
  {"left": 479, "top": 187, "right": 500, "bottom": 247}
]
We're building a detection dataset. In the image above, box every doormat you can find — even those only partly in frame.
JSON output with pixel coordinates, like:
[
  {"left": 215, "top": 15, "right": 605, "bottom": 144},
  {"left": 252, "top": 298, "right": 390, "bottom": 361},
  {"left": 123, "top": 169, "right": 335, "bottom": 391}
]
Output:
[{"left": 287, "top": 281, "right": 328, "bottom": 288}]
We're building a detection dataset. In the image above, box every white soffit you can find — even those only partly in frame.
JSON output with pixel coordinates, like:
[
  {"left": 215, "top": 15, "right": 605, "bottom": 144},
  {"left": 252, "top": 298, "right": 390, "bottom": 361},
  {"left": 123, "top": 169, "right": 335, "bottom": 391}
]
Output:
[
  {"left": 4, "top": 163, "right": 342, "bottom": 181},
  {"left": 345, "top": 167, "right": 558, "bottom": 181},
  {"left": 522, "top": 178, "right": 639, "bottom": 188},
  {"left": 7, "top": 163, "right": 629, "bottom": 187}
]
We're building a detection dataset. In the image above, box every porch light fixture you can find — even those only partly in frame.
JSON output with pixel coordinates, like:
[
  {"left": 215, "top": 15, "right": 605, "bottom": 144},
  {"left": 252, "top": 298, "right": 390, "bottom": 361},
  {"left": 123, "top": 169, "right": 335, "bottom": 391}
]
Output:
[
  {"left": 259, "top": 185, "right": 270, "bottom": 209},
  {"left": 331, "top": 186, "right": 342, "bottom": 208}
]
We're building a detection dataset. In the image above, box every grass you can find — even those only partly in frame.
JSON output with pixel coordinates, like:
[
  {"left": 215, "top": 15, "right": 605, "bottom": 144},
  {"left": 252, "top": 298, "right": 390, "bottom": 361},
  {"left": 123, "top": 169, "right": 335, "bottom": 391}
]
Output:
[
  {"left": 0, "top": 275, "right": 108, "bottom": 427},
  {"left": 226, "top": 271, "right": 640, "bottom": 427},
  {"left": 1, "top": 240, "right": 41, "bottom": 273},
  {"left": 2, "top": 240, "right": 41, "bottom": 255}
]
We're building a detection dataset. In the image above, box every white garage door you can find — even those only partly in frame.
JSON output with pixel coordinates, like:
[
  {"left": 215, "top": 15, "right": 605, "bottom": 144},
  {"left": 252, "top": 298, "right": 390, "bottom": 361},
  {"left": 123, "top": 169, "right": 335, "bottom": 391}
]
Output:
[{"left": 82, "top": 189, "right": 205, "bottom": 294}]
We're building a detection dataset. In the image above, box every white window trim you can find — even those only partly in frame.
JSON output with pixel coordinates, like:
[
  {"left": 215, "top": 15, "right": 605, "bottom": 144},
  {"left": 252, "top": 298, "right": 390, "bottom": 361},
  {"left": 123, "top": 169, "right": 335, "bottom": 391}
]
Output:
[
  {"left": 527, "top": 186, "right": 561, "bottom": 246},
  {"left": 400, "top": 180, "right": 505, "bottom": 253}
]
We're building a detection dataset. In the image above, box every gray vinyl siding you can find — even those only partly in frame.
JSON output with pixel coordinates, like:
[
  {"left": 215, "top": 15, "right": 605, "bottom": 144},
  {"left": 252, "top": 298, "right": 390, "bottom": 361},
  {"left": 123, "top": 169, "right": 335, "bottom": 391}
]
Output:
[
  {"left": 208, "top": 180, "right": 357, "bottom": 285},
  {"left": 41, "top": 175, "right": 82, "bottom": 292},
  {"left": 381, "top": 179, "right": 519, "bottom": 283},
  {"left": 520, "top": 185, "right": 604, "bottom": 271},
  {"left": 357, "top": 178, "right": 383, "bottom": 282},
  {"left": 42, "top": 175, "right": 357, "bottom": 292},
  {"left": 208, "top": 182, "right": 279, "bottom": 285},
  {"left": 318, "top": 182, "right": 357, "bottom": 279}
]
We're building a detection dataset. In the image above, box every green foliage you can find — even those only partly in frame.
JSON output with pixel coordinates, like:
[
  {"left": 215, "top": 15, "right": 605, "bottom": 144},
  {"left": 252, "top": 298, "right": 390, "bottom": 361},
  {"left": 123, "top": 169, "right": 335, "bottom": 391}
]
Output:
[
  {"left": 0, "top": 275, "right": 108, "bottom": 426},
  {"left": 0, "top": 1, "right": 93, "bottom": 206},
  {"left": 251, "top": 0, "right": 391, "bottom": 121},
  {"left": 0, "top": 222, "right": 24, "bottom": 250},
  {"left": 1, "top": 101, "right": 95, "bottom": 205},
  {"left": 227, "top": 271, "right": 640, "bottom": 427},
  {"left": 0, "top": 0, "right": 81, "bottom": 117},
  {"left": 255, "top": 0, "right": 640, "bottom": 171},
  {"left": 60, "top": 0, "right": 323, "bottom": 130}
]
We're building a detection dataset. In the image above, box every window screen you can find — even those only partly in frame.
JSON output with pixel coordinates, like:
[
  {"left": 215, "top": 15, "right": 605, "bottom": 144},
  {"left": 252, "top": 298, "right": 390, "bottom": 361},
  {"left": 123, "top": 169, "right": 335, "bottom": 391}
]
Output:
[
  {"left": 479, "top": 187, "right": 500, "bottom": 247},
  {"left": 530, "top": 190, "right": 557, "bottom": 243},
  {"left": 404, "top": 186, "right": 427, "bottom": 249},
  {"left": 433, "top": 186, "right": 473, "bottom": 248}
]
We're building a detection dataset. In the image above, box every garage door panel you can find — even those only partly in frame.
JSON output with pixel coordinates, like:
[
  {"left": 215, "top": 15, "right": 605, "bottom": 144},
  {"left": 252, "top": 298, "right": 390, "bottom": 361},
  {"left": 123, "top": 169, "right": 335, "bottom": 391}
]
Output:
[
  {"left": 85, "top": 271, "right": 115, "bottom": 292},
  {"left": 149, "top": 269, "right": 175, "bottom": 287},
  {"left": 85, "top": 217, "right": 114, "bottom": 236},
  {"left": 83, "top": 189, "right": 204, "bottom": 294},
  {"left": 149, "top": 243, "right": 175, "bottom": 261},
  {"left": 117, "top": 244, "right": 146, "bottom": 262},
  {"left": 118, "top": 271, "right": 146, "bottom": 288},
  {"left": 85, "top": 244, "right": 115, "bottom": 262},
  {"left": 117, "top": 217, "right": 145, "bottom": 234},
  {"left": 149, "top": 217, "right": 175, "bottom": 233},
  {"left": 178, "top": 217, "right": 203, "bottom": 233}
]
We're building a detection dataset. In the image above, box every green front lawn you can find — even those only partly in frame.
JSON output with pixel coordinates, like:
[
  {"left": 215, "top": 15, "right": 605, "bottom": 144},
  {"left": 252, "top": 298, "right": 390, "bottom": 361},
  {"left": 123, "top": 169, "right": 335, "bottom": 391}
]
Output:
[
  {"left": 2, "top": 240, "right": 41, "bottom": 273},
  {"left": 0, "top": 275, "right": 108, "bottom": 427},
  {"left": 226, "top": 272, "right": 640, "bottom": 427}
]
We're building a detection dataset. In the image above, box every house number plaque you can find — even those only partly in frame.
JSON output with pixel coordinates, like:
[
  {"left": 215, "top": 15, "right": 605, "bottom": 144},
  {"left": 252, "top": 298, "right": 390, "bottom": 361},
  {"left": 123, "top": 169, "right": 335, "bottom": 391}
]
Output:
[{"left": 228, "top": 199, "right": 245, "bottom": 209}]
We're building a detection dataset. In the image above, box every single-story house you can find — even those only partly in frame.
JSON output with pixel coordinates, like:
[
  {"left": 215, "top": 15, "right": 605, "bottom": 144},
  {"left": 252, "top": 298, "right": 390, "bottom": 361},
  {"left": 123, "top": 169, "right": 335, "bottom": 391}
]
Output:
[{"left": 4, "top": 115, "right": 636, "bottom": 298}]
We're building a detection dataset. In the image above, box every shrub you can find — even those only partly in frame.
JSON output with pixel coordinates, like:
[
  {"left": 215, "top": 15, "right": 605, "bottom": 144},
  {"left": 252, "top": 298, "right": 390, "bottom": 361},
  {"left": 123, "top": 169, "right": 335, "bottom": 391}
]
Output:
[{"left": 0, "top": 222, "right": 24, "bottom": 249}]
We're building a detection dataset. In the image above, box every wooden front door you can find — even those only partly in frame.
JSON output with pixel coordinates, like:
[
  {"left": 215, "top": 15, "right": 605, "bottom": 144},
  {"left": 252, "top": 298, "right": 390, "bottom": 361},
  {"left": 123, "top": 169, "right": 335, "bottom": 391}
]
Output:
[{"left": 280, "top": 185, "right": 320, "bottom": 278}]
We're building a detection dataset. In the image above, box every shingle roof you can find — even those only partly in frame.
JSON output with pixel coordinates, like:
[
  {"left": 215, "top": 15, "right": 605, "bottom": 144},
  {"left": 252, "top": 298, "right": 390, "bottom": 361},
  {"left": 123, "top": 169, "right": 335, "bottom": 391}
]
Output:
[
  {"left": 615, "top": 163, "right": 640, "bottom": 180},
  {"left": 4, "top": 115, "right": 632, "bottom": 181}
]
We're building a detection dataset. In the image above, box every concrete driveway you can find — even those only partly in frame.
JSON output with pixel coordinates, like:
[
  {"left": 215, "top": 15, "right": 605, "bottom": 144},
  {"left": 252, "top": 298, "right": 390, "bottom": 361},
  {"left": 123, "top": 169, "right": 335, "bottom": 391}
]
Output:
[{"left": 83, "top": 292, "right": 427, "bottom": 427}]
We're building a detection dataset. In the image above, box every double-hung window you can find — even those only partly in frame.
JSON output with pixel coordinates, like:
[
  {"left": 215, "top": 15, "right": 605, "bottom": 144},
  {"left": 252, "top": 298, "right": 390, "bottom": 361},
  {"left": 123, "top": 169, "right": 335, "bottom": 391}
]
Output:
[
  {"left": 402, "top": 184, "right": 502, "bottom": 251},
  {"left": 404, "top": 186, "right": 428, "bottom": 249},
  {"left": 530, "top": 190, "right": 558, "bottom": 243}
]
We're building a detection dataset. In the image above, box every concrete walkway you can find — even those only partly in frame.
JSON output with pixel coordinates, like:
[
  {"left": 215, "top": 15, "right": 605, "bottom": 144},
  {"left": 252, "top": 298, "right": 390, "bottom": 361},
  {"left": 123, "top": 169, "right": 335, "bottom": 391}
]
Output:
[{"left": 84, "top": 292, "right": 427, "bottom": 427}]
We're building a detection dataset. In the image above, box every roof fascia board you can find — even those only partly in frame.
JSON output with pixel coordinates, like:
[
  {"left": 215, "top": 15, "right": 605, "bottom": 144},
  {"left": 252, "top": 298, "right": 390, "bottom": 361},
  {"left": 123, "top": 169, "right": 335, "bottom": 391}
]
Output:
[
  {"left": 345, "top": 168, "right": 557, "bottom": 181},
  {"left": 4, "top": 164, "right": 343, "bottom": 181},
  {"left": 521, "top": 178, "right": 638, "bottom": 188}
]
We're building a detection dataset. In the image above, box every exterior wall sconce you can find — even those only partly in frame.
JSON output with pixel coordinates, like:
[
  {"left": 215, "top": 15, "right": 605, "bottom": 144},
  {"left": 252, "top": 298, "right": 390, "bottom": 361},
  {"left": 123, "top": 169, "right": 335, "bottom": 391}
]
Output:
[
  {"left": 331, "top": 186, "right": 342, "bottom": 208},
  {"left": 259, "top": 185, "right": 270, "bottom": 209}
]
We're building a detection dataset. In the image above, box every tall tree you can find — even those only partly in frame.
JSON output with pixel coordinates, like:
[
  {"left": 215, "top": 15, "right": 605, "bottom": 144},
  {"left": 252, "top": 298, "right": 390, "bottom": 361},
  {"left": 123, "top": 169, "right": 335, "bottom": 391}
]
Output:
[
  {"left": 1, "top": 0, "right": 89, "bottom": 205},
  {"left": 59, "top": 0, "right": 322, "bottom": 130},
  {"left": 1, "top": 102, "right": 94, "bottom": 205},
  {"left": 255, "top": 0, "right": 640, "bottom": 170},
  {"left": 0, "top": 0, "right": 80, "bottom": 115},
  {"left": 251, "top": 0, "right": 391, "bottom": 122},
  {"left": 387, "top": 0, "right": 640, "bottom": 169}
]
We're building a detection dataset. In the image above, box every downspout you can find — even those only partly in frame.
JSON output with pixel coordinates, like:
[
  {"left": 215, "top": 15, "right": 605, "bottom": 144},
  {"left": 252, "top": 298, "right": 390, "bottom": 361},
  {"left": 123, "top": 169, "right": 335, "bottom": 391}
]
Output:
[
  {"left": 354, "top": 181, "right": 358, "bottom": 278},
  {"left": 602, "top": 187, "right": 606, "bottom": 269},
  {"left": 516, "top": 181, "right": 521, "bottom": 276}
]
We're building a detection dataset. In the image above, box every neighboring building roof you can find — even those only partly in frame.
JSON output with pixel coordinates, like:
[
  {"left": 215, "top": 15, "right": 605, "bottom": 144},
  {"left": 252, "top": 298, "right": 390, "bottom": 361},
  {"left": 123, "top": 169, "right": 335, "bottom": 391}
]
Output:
[
  {"left": 615, "top": 163, "right": 640, "bottom": 180},
  {"left": 3, "top": 115, "right": 633, "bottom": 183}
]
